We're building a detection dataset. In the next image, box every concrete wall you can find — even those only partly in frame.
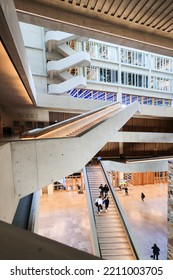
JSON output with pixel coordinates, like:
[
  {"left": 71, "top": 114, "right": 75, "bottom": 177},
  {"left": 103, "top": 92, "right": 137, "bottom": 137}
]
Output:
[
  {"left": 0, "top": 143, "right": 19, "bottom": 222},
  {"left": 1, "top": 107, "right": 50, "bottom": 126},
  {"left": 19, "top": 22, "right": 47, "bottom": 95}
]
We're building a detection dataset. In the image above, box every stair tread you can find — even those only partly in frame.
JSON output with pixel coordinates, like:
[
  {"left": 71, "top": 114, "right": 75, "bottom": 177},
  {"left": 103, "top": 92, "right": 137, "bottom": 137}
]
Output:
[
  {"left": 98, "top": 232, "right": 126, "bottom": 237},
  {"left": 100, "top": 243, "right": 130, "bottom": 249},
  {"left": 86, "top": 165, "right": 136, "bottom": 260},
  {"left": 103, "top": 255, "right": 135, "bottom": 260},
  {"left": 102, "top": 248, "right": 132, "bottom": 255}
]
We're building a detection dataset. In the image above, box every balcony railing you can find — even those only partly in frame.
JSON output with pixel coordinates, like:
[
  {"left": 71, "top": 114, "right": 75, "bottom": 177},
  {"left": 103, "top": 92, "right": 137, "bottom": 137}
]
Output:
[{"left": 67, "top": 88, "right": 172, "bottom": 107}]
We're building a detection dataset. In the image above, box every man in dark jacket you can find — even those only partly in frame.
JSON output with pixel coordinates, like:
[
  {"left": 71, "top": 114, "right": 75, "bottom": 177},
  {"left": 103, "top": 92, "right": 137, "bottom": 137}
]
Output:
[{"left": 151, "top": 244, "right": 160, "bottom": 260}]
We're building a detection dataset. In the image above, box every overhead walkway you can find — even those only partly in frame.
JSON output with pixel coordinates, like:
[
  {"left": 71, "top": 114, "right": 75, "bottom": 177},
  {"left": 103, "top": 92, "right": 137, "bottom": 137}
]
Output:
[{"left": 84, "top": 164, "right": 139, "bottom": 260}]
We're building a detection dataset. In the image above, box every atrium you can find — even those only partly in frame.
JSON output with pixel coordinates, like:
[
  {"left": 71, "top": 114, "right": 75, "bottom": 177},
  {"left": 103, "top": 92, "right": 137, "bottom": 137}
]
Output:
[{"left": 0, "top": 0, "right": 173, "bottom": 260}]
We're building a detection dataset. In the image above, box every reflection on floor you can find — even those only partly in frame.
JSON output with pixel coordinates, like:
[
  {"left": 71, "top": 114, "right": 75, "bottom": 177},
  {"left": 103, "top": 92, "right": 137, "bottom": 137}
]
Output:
[
  {"left": 38, "top": 190, "right": 93, "bottom": 255},
  {"left": 38, "top": 183, "right": 167, "bottom": 260},
  {"left": 115, "top": 183, "right": 167, "bottom": 260}
]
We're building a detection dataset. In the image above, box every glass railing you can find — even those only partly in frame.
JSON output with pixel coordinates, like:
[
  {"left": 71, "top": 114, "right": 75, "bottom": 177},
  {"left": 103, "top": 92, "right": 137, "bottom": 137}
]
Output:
[
  {"left": 68, "top": 88, "right": 172, "bottom": 107},
  {"left": 68, "top": 88, "right": 117, "bottom": 102}
]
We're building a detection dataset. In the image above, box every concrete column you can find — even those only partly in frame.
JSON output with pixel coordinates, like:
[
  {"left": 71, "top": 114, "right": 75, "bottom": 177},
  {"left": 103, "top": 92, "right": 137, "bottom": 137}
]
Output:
[
  {"left": 47, "top": 183, "right": 54, "bottom": 195},
  {"left": 119, "top": 172, "right": 124, "bottom": 180},
  {"left": 168, "top": 161, "right": 173, "bottom": 260},
  {"left": 81, "top": 171, "right": 84, "bottom": 190},
  {"left": 119, "top": 141, "right": 124, "bottom": 156},
  {"left": 116, "top": 87, "right": 122, "bottom": 103}
]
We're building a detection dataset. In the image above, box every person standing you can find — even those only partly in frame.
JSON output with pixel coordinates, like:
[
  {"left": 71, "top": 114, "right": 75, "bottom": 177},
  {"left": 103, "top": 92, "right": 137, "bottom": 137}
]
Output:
[
  {"left": 151, "top": 244, "right": 160, "bottom": 260},
  {"left": 141, "top": 192, "right": 145, "bottom": 201},
  {"left": 95, "top": 195, "right": 103, "bottom": 214}
]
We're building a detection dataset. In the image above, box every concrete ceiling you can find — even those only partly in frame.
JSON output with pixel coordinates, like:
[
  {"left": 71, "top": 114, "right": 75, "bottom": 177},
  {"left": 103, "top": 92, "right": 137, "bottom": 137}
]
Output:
[
  {"left": 15, "top": 0, "right": 173, "bottom": 56},
  {"left": 0, "top": 0, "right": 36, "bottom": 109},
  {"left": 0, "top": 41, "right": 33, "bottom": 107},
  {"left": 0, "top": 0, "right": 173, "bottom": 109}
]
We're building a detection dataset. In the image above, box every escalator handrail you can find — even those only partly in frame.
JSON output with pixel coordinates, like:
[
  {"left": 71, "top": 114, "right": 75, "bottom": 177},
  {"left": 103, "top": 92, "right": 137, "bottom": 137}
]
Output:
[
  {"left": 21, "top": 102, "right": 121, "bottom": 138},
  {"left": 83, "top": 166, "right": 101, "bottom": 258}
]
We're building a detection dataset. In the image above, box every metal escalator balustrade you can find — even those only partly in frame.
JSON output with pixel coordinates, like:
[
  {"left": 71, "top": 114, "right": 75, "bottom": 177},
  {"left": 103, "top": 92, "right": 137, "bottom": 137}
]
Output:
[
  {"left": 21, "top": 102, "right": 121, "bottom": 139},
  {"left": 85, "top": 165, "right": 137, "bottom": 260},
  {"left": 65, "top": 105, "right": 121, "bottom": 137}
]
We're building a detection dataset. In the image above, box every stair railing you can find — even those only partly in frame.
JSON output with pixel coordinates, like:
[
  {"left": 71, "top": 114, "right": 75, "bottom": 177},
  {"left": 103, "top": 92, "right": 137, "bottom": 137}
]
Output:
[{"left": 83, "top": 166, "right": 101, "bottom": 258}]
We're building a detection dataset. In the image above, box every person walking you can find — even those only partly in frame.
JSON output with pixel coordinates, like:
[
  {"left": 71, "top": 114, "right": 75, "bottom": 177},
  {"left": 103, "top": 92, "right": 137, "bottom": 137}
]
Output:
[
  {"left": 99, "top": 184, "right": 104, "bottom": 196},
  {"left": 95, "top": 195, "right": 103, "bottom": 214},
  {"left": 141, "top": 192, "right": 145, "bottom": 201},
  {"left": 102, "top": 184, "right": 109, "bottom": 198},
  {"left": 124, "top": 187, "right": 129, "bottom": 195},
  {"left": 151, "top": 244, "right": 160, "bottom": 260},
  {"left": 103, "top": 196, "right": 109, "bottom": 211}
]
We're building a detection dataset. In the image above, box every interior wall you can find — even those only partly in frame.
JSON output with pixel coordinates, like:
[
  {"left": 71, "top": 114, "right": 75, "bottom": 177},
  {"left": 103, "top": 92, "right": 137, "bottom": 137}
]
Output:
[
  {"left": 124, "top": 117, "right": 173, "bottom": 133},
  {"left": 96, "top": 117, "right": 173, "bottom": 158},
  {"left": 49, "top": 111, "right": 79, "bottom": 124}
]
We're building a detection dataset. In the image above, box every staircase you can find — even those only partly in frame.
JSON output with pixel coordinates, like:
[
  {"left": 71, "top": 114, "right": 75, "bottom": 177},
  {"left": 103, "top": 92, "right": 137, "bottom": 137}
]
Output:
[
  {"left": 45, "top": 30, "right": 90, "bottom": 94},
  {"left": 86, "top": 165, "right": 137, "bottom": 260}
]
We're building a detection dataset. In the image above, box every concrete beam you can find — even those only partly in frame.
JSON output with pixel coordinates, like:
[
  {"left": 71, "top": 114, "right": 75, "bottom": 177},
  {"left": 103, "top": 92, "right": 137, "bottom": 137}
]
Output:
[
  {"left": 37, "top": 93, "right": 112, "bottom": 112},
  {"left": 111, "top": 132, "right": 173, "bottom": 143},
  {"left": 137, "top": 105, "right": 173, "bottom": 118},
  {"left": 103, "top": 160, "right": 169, "bottom": 173}
]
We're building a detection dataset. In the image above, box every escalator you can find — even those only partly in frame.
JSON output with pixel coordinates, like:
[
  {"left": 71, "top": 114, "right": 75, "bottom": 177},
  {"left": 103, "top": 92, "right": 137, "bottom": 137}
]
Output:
[{"left": 85, "top": 164, "right": 138, "bottom": 260}]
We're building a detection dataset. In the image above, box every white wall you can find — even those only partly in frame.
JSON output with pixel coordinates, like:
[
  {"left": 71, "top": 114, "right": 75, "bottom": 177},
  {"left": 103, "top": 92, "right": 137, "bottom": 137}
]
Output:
[{"left": 19, "top": 22, "right": 47, "bottom": 95}]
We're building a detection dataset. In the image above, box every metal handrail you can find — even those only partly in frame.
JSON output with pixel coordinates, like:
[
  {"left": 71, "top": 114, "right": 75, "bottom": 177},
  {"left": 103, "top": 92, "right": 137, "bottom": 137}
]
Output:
[
  {"left": 82, "top": 166, "right": 101, "bottom": 258},
  {"left": 21, "top": 102, "right": 121, "bottom": 138}
]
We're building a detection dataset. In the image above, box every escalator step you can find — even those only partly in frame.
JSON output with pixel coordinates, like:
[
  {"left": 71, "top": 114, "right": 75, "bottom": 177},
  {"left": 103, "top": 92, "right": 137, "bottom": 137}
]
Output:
[
  {"left": 96, "top": 227, "right": 124, "bottom": 232},
  {"left": 86, "top": 166, "right": 136, "bottom": 260},
  {"left": 103, "top": 255, "right": 135, "bottom": 260},
  {"left": 100, "top": 242, "right": 130, "bottom": 249},
  {"left": 98, "top": 232, "right": 126, "bottom": 237},
  {"left": 99, "top": 237, "right": 128, "bottom": 243},
  {"left": 102, "top": 248, "right": 132, "bottom": 255}
]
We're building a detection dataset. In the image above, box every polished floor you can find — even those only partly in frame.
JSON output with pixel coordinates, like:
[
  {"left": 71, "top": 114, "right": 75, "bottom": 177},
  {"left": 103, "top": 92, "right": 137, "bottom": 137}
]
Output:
[
  {"left": 115, "top": 183, "right": 167, "bottom": 260},
  {"left": 38, "top": 190, "right": 93, "bottom": 255},
  {"left": 38, "top": 183, "right": 167, "bottom": 260}
]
